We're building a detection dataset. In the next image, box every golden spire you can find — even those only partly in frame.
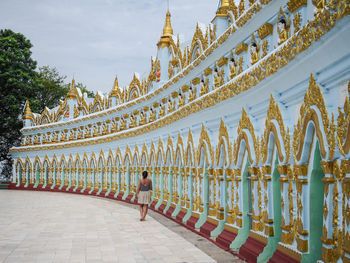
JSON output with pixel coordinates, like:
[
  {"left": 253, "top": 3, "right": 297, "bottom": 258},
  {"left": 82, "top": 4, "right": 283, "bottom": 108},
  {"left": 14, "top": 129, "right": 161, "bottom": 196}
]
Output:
[
  {"left": 216, "top": 0, "right": 230, "bottom": 17},
  {"left": 220, "top": 0, "right": 230, "bottom": 9},
  {"left": 158, "top": 9, "right": 173, "bottom": 49},
  {"left": 110, "top": 75, "right": 119, "bottom": 97},
  {"left": 162, "top": 10, "right": 173, "bottom": 37},
  {"left": 66, "top": 77, "right": 77, "bottom": 99},
  {"left": 23, "top": 100, "right": 33, "bottom": 120}
]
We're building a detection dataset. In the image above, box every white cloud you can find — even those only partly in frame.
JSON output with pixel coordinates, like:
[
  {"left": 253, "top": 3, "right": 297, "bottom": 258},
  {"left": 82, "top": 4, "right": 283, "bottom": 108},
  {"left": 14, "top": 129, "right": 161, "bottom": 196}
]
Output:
[{"left": 0, "top": 0, "right": 218, "bottom": 93}]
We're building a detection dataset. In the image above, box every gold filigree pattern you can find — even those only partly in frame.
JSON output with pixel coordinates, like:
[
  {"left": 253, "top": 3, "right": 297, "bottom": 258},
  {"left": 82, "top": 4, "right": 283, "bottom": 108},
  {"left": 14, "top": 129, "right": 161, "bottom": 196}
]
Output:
[{"left": 293, "top": 73, "right": 336, "bottom": 162}]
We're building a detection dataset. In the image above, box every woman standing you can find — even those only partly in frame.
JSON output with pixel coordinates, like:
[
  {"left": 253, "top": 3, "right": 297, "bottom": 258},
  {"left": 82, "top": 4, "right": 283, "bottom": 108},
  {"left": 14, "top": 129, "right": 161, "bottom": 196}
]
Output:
[{"left": 136, "top": 170, "right": 152, "bottom": 221}]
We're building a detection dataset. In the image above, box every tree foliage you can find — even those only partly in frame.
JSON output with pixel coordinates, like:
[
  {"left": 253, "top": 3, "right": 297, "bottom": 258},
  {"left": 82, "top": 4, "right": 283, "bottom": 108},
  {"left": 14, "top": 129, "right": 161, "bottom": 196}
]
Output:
[
  {"left": 0, "top": 29, "right": 37, "bottom": 179},
  {"left": 0, "top": 29, "right": 94, "bottom": 179},
  {"left": 31, "top": 66, "right": 69, "bottom": 113}
]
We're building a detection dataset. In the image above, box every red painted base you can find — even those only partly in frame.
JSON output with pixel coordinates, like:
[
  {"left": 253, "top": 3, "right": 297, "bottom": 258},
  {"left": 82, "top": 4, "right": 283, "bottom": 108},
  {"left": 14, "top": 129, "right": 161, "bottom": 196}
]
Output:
[
  {"left": 165, "top": 205, "right": 175, "bottom": 217},
  {"left": 157, "top": 204, "right": 166, "bottom": 213},
  {"left": 216, "top": 229, "right": 237, "bottom": 250},
  {"left": 149, "top": 200, "right": 157, "bottom": 210},
  {"left": 186, "top": 216, "right": 199, "bottom": 230},
  {"left": 239, "top": 236, "right": 266, "bottom": 263},
  {"left": 175, "top": 210, "right": 186, "bottom": 222},
  {"left": 199, "top": 221, "right": 217, "bottom": 237},
  {"left": 270, "top": 248, "right": 299, "bottom": 263}
]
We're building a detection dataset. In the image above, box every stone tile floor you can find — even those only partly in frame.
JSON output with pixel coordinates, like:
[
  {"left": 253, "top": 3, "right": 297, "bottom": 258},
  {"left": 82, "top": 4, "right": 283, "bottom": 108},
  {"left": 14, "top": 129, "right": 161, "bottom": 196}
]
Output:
[{"left": 0, "top": 190, "right": 240, "bottom": 263}]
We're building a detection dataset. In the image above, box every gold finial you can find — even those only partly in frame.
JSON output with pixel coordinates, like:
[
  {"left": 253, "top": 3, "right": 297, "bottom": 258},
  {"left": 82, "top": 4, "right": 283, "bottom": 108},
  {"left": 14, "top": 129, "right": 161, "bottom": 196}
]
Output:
[
  {"left": 158, "top": 10, "right": 173, "bottom": 48},
  {"left": 67, "top": 77, "right": 77, "bottom": 100},
  {"left": 220, "top": 0, "right": 230, "bottom": 9},
  {"left": 23, "top": 100, "right": 33, "bottom": 120},
  {"left": 110, "top": 75, "right": 119, "bottom": 97},
  {"left": 215, "top": 0, "right": 230, "bottom": 17},
  {"left": 162, "top": 10, "right": 173, "bottom": 37}
]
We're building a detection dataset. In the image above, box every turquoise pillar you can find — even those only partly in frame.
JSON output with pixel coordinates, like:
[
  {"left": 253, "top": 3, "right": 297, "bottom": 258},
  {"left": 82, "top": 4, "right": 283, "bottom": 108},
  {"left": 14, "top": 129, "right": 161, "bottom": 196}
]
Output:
[
  {"left": 114, "top": 167, "right": 121, "bottom": 198},
  {"left": 230, "top": 159, "right": 251, "bottom": 251},
  {"left": 97, "top": 167, "right": 104, "bottom": 195},
  {"left": 131, "top": 167, "right": 139, "bottom": 201},
  {"left": 106, "top": 166, "right": 113, "bottom": 196},
  {"left": 155, "top": 168, "right": 165, "bottom": 209},
  {"left": 211, "top": 170, "right": 227, "bottom": 237},
  {"left": 51, "top": 168, "right": 56, "bottom": 189},
  {"left": 164, "top": 169, "right": 173, "bottom": 214},
  {"left": 172, "top": 165, "right": 183, "bottom": 218},
  {"left": 33, "top": 166, "right": 40, "bottom": 188},
  {"left": 16, "top": 166, "right": 22, "bottom": 187},
  {"left": 258, "top": 155, "right": 282, "bottom": 262},
  {"left": 151, "top": 168, "right": 156, "bottom": 202},
  {"left": 89, "top": 169, "right": 96, "bottom": 194},
  {"left": 122, "top": 166, "right": 130, "bottom": 200},
  {"left": 81, "top": 168, "right": 87, "bottom": 193},
  {"left": 66, "top": 167, "right": 72, "bottom": 191},
  {"left": 24, "top": 168, "right": 29, "bottom": 188},
  {"left": 73, "top": 168, "right": 79, "bottom": 191},
  {"left": 196, "top": 165, "right": 209, "bottom": 228},
  {"left": 42, "top": 167, "right": 48, "bottom": 189},
  {"left": 183, "top": 168, "right": 193, "bottom": 223},
  {"left": 59, "top": 168, "right": 65, "bottom": 190}
]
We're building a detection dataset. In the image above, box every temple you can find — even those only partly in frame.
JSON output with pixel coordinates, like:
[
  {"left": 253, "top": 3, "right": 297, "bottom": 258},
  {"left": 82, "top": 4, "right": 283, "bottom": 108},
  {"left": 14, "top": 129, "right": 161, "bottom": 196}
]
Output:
[{"left": 9, "top": 0, "right": 350, "bottom": 262}]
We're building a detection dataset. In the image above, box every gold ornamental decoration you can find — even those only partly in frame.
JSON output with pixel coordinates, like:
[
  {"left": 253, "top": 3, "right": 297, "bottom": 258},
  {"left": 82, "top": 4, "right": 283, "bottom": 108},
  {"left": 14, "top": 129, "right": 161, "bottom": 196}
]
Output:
[
  {"left": 233, "top": 108, "right": 260, "bottom": 165},
  {"left": 287, "top": 0, "right": 307, "bottom": 13},
  {"left": 337, "top": 81, "right": 350, "bottom": 156},
  {"left": 261, "top": 95, "right": 290, "bottom": 164},
  {"left": 236, "top": 43, "right": 248, "bottom": 55},
  {"left": 257, "top": 23, "right": 273, "bottom": 39},
  {"left": 293, "top": 73, "right": 336, "bottom": 162}
]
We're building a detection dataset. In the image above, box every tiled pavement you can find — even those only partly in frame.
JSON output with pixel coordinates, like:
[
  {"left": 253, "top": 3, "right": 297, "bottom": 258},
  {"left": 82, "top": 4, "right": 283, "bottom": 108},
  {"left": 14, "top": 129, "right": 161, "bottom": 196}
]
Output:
[{"left": 0, "top": 190, "right": 221, "bottom": 263}]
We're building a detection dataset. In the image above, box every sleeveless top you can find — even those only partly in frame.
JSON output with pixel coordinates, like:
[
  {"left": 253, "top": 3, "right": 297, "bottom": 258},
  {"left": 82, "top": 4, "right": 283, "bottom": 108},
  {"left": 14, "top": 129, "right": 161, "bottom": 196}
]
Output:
[{"left": 140, "top": 180, "right": 151, "bottom": 191}]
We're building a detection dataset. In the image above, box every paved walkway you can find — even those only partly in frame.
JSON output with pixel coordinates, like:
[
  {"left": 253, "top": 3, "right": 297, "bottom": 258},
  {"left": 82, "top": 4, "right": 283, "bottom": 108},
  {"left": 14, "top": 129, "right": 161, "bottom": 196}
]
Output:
[{"left": 0, "top": 190, "right": 218, "bottom": 263}]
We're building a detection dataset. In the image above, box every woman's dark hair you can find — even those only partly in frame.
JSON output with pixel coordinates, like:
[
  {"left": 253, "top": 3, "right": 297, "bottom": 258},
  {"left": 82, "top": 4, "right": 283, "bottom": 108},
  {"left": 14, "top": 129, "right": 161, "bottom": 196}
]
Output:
[{"left": 142, "top": 170, "right": 148, "bottom": 179}]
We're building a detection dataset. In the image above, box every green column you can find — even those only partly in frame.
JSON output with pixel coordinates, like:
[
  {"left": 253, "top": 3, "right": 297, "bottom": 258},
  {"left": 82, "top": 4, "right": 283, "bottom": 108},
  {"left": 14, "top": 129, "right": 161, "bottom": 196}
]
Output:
[
  {"left": 42, "top": 167, "right": 48, "bottom": 188},
  {"left": 114, "top": 167, "right": 121, "bottom": 198},
  {"left": 258, "top": 155, "right": 282, "bottom": 262},
  {"left": 89, "top": 169, "right": 96, "bottom": 194},
  {"left": 172, "top": 165, "right": 183, "bottom": 218},
  {"left": 164, "top": 169, "right": 173, "bottom": 214},
  {"left": 81, "top": 168, "right": 87, "bottom": 193},
  {"left": 131, "top": 167, "right": 139, "bottom": 201},
  {"left": 183, "top": 168, "right": 193, "bottom": 223},
  {"left": 196, "top": 165, "right": 209, "bottom": 228},
  {"left": 230, "top": 159, "right": 251, "bottom": 251},
  {"left": 59, "top": 168, "right": 65, "bottom": 190},
  {"left": 51, "top": 168, "right": 56, "bottom": 189},
  {"left": 155, "top": 168, "right": 165, "bottom": 209},
  {"left": 211, "top": 170, "right": 227, "bottom": 237},
  {"left": 33, "top": 166, "right": 40, "bottom": 188},
  {"left": 97, "top": 167, "right": 103, "bottom": 195},
  {"left": 122, "top": 166, "right": 130, "bottom": 200},
  {"left": 106, "top": 166, "right": 113, "bottom": 196},
  {"left": 151, "top": 168, "right": 156, "bottom": 202},
  {"left": 73, "top": 168, "right": 79, "bottom": 191},
  {"left": 16, "top": 166, "right": 21, "bottom": 187},
  {"left": 66, "top": 168, "right": 72, "bottom": 191},
  {"left": 24, "top": 168, "right": 29, "bottom": 188}
]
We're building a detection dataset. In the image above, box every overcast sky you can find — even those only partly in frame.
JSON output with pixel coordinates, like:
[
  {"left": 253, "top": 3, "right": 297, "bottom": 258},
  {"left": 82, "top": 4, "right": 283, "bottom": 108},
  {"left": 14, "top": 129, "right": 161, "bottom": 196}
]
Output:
[{"left": 1, "top": 0, "right": 219, "bottom": 94}]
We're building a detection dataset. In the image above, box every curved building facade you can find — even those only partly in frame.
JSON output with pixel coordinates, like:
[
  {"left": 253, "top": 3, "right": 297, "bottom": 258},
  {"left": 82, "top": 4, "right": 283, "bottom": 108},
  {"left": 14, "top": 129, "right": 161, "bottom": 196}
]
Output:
[{"left": 10, "top": 1, "right": 350, "bottom": 262}]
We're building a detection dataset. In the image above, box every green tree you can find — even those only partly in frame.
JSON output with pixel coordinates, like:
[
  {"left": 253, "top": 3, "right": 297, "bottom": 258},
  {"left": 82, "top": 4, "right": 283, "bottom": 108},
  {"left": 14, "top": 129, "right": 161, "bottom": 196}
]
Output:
[
  {"left": 76, "top": 82, "right": 95, "bottom": 98},
  {"left": 31, "top": 66, "right": 70, "bottom": 113},
  {"left": 0, "top": 29, "right": 37, "bottom": 179}
]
